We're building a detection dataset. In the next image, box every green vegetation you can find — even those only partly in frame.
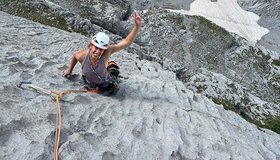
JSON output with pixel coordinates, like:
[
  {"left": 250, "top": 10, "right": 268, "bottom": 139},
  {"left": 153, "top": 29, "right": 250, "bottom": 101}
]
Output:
[
  {"left": 212, "top": 97, "right": 238, "bottom": 112},
  {"left": 263, "top": 117, "right": 280, "bottom": 134},
  {"left": 172, "top": 14, "right": 186, "bottom": 30},
  {"left": 205, "top": 53, "right": 219, "bottom": 69},
  {"left": 80, "top": 8, "right": 95, "bottom": 19},
  {"left": 195, "top": 85, "right": 208, "bottom": 93},
  {"left": 267, "top": 75, "right": 280, "bottom": 97},
  {"left": 100, "top": 0, "right": 108, "bottom": 14},
  {"left": 272, "top": 59, "right": 280, "bottom": 66},
  {"left": 189, "top": 21, "right": 196, "bottom": 32},
  {"left": 177, "top": 71, "right": 192, "bottom": 82},
  {"left": 256, "top": 49, "right": 271, "bottom": 61},
  {"left": 188, "top": 15, "right": 236, "bottom": 72},
  {"left": 195, "top": 16, "right": 230, "bottom": 39},
  {"left": 211, "top": 97, "right": 280, "bottom": 134},
  {"left": 0, "top": 2, "right": 68, "bottom": 31},
  {"left": 21, "top": 6, "right": 68, "bottom": 30},
  {"left": 0, "top": 1, "right": 92, "bottom": 36},
  {"left": 240, "top": 47, "right": 271, "bottom": 73},
  {"left": 255, "top": 49, "right": 271, "bottom": 71},
  {"left": 228, "top": 83, "right": 238, "bottom": 92},
  {"left": 241, "top": 112, "right": 280, "bottom": 134}
]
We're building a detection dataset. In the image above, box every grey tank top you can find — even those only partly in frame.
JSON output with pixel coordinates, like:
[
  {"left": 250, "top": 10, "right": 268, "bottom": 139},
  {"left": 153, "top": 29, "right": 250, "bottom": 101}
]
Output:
[{"left": 82, "top": 54, "right": 110, "bottom": 85}]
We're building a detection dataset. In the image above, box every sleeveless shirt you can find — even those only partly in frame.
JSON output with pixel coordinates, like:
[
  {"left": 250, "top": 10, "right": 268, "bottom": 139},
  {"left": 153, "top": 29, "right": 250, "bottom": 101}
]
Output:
[{"left": 82, "top": 54, "right": 110, "bottom": 85}]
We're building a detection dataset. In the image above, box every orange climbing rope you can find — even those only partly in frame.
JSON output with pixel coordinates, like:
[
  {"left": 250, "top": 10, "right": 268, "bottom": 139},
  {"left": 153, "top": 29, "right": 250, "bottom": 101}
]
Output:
[
  {"left": 54, "top": 93, "right": 62, "bottom": 160},
  {"left": 50, "top": 89, "right": 98, "bottom": 160},
  {"left": 17, "top": 82, "right": 98, "bottom": 160}
]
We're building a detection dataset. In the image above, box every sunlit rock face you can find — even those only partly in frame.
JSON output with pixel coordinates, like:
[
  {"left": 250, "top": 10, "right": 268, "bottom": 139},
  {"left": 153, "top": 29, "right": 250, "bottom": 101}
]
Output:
[
  {"left": 1, "top": 10, "right": 280, "bottom": 160},
  {"left": 0, "top": 0, "right": 280, "bottom": 159},
  {"left": 1, "top": 0, "right": 279, "bottom": 129}
]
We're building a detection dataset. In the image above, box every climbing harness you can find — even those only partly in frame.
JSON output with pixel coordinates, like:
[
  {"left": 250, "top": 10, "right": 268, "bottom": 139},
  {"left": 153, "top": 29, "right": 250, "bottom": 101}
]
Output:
[{"left": 17, "top": 82, "right": 98, "bottom": 160}]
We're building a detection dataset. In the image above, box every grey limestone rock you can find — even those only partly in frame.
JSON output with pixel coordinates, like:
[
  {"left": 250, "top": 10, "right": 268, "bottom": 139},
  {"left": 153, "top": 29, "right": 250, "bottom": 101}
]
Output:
[{"left": 1, "top": 11, "right": 280, "bottom": 160}]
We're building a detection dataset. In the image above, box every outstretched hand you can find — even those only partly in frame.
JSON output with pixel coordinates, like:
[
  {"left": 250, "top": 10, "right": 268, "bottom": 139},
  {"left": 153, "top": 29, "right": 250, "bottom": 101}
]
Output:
[
  {"left": 134, "top": 11, "right": 142, "bottom": 28},
  {"left": 63, "top": 68, "right": 72, "bottom": 79}
]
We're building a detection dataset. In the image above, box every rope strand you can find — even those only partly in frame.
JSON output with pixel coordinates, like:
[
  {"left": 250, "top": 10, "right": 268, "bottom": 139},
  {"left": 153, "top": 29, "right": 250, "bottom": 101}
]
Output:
[{"left": 52, "top": 89, "right": 98, "bottom": 160}]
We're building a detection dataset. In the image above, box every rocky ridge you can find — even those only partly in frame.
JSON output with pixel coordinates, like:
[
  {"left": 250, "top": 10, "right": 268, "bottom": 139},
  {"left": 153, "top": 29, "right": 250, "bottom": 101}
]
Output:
[
  {"left": 0, "top": 0, "right": 279, "bottom": 136},
  {"left": 1, "top": 11, "right": 280, "bottom": 159}
]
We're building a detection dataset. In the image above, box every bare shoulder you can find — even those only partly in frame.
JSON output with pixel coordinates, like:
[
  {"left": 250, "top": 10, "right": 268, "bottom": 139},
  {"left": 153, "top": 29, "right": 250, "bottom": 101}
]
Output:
[
  {"left": 106, "top": 44, "right": 121, "bottom": 56},
  {"left": 105, "top": 45, "right": 114, "bottom": 54},
  {"left": 75, "top": 49, "right": 87, "bottom": 63}
]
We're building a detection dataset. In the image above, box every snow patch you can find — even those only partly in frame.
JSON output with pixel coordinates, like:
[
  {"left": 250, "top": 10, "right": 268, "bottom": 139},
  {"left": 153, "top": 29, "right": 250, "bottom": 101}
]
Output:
[{"left": 168, "top": 0, "right": 269, "bottom": 43}]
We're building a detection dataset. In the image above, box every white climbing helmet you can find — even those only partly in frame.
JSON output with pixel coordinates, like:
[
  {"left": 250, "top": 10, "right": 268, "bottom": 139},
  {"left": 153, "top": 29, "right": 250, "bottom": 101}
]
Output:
[{"left": 91, "top": 32, "right": 110, "bottom": 50}]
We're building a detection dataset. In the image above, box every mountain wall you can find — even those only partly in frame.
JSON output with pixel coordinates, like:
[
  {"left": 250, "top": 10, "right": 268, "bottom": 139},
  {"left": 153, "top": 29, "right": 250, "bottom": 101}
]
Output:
[{"left": 1, "top": 11, "right": 280, "bottom": 160}]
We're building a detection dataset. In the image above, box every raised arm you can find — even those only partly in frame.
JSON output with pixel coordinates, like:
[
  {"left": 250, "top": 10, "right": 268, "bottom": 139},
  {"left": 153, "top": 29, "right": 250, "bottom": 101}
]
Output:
[{"left": 109, "top": 11, "right": 142, "bottom": 54}]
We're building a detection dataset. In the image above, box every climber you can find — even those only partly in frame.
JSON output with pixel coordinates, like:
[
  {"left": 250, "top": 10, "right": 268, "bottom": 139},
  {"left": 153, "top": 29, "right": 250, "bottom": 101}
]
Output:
[{"left": 63, "top": 11, "right": 142, "bottom": 95}]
